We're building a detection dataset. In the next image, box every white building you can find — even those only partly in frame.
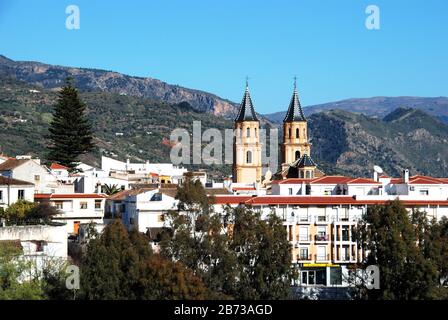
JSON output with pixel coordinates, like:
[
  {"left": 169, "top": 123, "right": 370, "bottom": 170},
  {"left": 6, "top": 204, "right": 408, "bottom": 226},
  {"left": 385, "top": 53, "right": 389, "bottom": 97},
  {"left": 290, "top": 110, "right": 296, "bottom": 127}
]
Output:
[
  {"left": 0, "top": 176, "right": 34, "bottom": 209},
  {"left": 0, "top": 157, "right": 73, "bottom": 194},
  {"left": 34, "top": 193, "right": 107, "bottom": 235},
  {"left": 0, "top": 224, "right": 68, "bottom": 270}
]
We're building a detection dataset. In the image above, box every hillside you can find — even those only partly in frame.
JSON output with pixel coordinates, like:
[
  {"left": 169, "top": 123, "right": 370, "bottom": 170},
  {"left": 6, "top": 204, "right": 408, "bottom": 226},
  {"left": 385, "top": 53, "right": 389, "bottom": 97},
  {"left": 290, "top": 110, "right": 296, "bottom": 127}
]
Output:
[
  {"left": 0, "top": 77, "right": 233, "bottom": 177},
  {"left": 308, "top": 108, "right": 448, "bottom": 177},
  {"left": 265, "top": 96, "right": 448, "bottom": 124},
  {"left": 0, "top": 55, "right": 239, "bottom": 117}
]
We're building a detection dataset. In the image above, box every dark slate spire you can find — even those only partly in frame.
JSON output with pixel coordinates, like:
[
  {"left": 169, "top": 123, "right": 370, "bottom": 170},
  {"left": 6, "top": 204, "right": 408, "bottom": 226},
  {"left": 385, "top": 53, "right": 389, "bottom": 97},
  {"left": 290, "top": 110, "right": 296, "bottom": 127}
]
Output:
[
  {"left": 283, "top": 77, "right": 306, "bottom": 122},
  {"left": 235, "top": 79, "right": 258, "bottom": 122},
  {"left": 296, "top": 154, "right": 317, "bottom": 168}
]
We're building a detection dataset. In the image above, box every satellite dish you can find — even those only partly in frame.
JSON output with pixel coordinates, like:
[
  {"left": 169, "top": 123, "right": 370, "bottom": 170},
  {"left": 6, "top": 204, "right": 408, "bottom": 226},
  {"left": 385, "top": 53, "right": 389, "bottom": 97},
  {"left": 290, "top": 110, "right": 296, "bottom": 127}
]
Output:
[{"left": 373, "top": 165, "right": 383, "bottom": 174}]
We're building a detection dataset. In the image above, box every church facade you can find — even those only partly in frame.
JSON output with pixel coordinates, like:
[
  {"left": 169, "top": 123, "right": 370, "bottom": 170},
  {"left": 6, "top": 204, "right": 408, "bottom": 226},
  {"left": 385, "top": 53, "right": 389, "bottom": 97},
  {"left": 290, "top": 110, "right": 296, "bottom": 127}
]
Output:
[{"left": 232, "top": 80, "right": 323, "bottom": 184}]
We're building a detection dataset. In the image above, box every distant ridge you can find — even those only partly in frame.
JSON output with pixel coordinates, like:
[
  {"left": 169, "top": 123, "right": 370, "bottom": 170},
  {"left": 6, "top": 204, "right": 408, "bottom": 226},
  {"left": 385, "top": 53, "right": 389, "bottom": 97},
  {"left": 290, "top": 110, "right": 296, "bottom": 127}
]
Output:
[
  {"left": 0, "top": 54, "right": 239, "bottom": 117},
  {"left": 265, "top": 96, "right": 448, "bottom": 124}
]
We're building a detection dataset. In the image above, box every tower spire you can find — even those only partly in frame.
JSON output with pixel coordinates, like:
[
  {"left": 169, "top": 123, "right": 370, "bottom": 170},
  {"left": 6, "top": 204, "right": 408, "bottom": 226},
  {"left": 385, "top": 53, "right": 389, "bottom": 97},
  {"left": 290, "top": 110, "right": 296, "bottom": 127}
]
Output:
[
  {"left": 235, "top": 78, "right": 258, "bottom": 122},
  {"left": 283, "top": 77, "right": 306, "bottom": 122}
]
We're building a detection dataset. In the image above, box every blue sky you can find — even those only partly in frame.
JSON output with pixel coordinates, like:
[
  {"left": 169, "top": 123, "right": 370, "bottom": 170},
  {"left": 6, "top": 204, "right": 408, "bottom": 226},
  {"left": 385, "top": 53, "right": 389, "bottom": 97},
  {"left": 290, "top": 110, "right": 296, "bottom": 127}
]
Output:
[{"left": 0, "top": 0, "right": 447, "bottom": 114}]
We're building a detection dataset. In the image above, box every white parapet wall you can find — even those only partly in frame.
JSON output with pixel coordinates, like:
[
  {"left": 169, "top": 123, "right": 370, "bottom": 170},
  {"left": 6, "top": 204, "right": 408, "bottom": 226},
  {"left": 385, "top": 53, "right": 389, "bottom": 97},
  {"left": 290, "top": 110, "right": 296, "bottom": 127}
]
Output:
[{"left": 0, "top": 224, "right": 68, "bottom": 259}]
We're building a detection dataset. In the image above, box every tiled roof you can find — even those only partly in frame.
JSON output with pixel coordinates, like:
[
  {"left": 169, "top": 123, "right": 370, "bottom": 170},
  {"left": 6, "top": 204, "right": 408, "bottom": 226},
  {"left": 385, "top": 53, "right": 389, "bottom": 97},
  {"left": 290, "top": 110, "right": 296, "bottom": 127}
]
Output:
[
  {"left": 296, "top": 154, "right": 317, "bottom": 168},
  {"left": 0, "top": 159, "right": 29, "bottom": 171},
  {"left": 283, "top": 82, "right": 306, "bottom": 122},
  {"left": 34, "top": 193, "right": 107, "bottom": 199},
  {"left": 310, "top": 176, "right": 352, "bottom": 185},
  {"left": 346, "top": 178, "right": 381, "bottom": 185},
  {"left": 50, "top": 163, "right": 69, "bottom": 170},
  {"left": 271, "top": 178, "right": 316, "bottom": 185},
  {"left": 234, "top": 85, "right": 258, "bottom": 122},
  {"left": 213, "top": 195, "right": 448, "bottom": 206},
  {"left": 0, "top": 176, "right": 34, "bottom": 186},
  {"left": 213, "top": 195, "right": 254, "bottom": 204}
]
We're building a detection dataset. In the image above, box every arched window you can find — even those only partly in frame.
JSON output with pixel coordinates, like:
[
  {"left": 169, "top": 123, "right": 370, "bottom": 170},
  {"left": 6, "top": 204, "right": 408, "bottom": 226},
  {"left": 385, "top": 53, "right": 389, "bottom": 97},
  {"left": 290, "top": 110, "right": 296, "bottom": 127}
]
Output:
[
  {"left": 288, "top": 128, "right": 291, "bottom": 138},
  {"left": 254, "top": 128, "right": 257, "bottom": 137},
  {"left": 246, "top": 151, "right": 252, "bottom": 164},
  {"left": 295, "top": 150, "right": 301, "bottom": 160},
  {"left": 296, "top": 128, "right": 299, "bottom": 138},
  {"left": 247, "top": 127, "right": 250, "bottom": 137}
]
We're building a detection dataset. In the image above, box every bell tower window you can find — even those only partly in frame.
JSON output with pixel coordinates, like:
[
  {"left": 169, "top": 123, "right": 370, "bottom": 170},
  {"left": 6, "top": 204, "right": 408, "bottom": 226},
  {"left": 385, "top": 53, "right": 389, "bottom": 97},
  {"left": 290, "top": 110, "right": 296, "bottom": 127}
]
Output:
[
  {"left": 295, "top": 150, "right": 301, "bottom": 160},
  {"left": 247, "top": 127, "right": 250, "bottom": 137},
  {"left": 296, "top": 128, "right": 299, "bottom": 138},
  {"left": 246, "top": 151, "right": 252, "bottom": 164}
]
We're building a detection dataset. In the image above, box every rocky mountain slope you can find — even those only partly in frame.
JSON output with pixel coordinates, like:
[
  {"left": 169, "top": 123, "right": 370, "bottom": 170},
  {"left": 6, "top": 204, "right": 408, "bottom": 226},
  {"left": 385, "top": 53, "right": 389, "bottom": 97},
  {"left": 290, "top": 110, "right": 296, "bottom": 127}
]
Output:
[
  {"left": 265, "top": 96, "right": 448, "bottom": 124},
  {"left": 308, "top": 108, "right": 448, "bottom": 177},
  {"left": 0, "top": 55, "right": 238, "bottom": 117}
]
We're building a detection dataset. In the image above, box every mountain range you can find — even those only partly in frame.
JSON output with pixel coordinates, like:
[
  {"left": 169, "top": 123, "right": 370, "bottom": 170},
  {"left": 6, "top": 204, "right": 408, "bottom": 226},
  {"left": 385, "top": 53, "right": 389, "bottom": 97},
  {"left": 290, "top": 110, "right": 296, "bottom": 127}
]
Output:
[
  {"left": 264, "top": 96, "right": 448, "bottom": 124},
  {"left": 1, "top": 54, "right": 448, "bottom": 178}
]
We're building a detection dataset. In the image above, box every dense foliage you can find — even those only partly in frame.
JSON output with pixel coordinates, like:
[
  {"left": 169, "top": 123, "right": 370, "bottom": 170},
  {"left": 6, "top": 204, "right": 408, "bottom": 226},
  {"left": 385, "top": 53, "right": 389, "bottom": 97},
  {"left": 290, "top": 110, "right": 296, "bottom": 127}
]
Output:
[
  {"left": 47, "top": 79, "right": 94, "bottom": 171},
  {"left": 356, "top": 200, "right": 448, "bottom": 300}
]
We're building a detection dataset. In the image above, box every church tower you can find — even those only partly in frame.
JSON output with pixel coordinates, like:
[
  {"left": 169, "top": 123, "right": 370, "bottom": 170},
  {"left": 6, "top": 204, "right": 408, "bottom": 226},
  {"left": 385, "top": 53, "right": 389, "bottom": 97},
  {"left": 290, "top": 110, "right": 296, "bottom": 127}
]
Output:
[
  {"left": 281, "top": 79, "right": 311, "bottom": 171},
  {"left": 233, "top": 81, "right": 262, "bottom": 184}
]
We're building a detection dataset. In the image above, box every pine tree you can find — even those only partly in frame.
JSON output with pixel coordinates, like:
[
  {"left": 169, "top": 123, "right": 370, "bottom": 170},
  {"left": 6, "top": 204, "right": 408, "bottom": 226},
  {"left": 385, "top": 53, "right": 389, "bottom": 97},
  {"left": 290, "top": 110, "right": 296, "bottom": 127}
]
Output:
[{"left": 47, "top": 78, "right": 94, "bottom": 171}]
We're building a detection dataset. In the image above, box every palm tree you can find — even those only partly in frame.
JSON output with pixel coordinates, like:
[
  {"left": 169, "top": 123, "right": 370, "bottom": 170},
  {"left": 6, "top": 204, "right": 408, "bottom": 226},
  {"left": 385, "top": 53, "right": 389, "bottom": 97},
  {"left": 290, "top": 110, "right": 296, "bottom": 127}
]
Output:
[{"left": 102, "top": 184, "right": 121, "bottom": 196}]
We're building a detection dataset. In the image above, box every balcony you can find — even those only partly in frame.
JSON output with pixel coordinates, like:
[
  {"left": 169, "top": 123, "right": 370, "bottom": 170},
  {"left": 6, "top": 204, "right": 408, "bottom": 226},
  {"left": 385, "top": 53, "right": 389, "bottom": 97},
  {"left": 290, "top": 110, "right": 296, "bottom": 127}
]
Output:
[
  {"left": 296, "top": 234, "right": 312, "bottom": 242},
  {"left": 315, "top": 216, "right": 329, "bottom": 224},
  {"left": 315, "top": 254, "right": 330, "bottom": 262},
  {"left": 297, "top": 215, "right": 311, "bottom": 223},
  {"left": 314, "top": 234, "right": 329, "bottom": 242},
  {"left": 296, "top": 254, "right": 312, "bottom": 261}
]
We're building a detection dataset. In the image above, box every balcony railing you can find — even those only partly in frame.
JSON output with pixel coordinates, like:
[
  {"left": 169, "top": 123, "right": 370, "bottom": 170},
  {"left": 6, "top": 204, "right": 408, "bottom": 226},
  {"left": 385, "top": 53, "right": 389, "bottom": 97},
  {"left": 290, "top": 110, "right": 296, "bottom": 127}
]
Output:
[
  {"left": 315, "top": 254, "right": 330, "bottom": 261},
  {"left": 314, "top": 234, "right": 329, "bottom": 241},
  {"left": 297, "top": 254, "right": 312, "bottom": 261},
  {"left": 296, "top": 234, "right": 312, "bottom": 242}
]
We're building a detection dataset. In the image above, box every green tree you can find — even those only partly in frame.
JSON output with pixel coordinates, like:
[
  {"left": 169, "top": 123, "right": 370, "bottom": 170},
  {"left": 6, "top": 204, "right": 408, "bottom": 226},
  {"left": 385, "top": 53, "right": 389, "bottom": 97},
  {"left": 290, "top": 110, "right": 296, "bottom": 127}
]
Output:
[
  {"left": 0, "top": 241, "right": 44, "bottom": 299},
  {"left": 230, "top": 206, "right": 293, "bottom": 300},
  {"left": 81, "top": 219, "right": 208, "bottom": 300},
  {"left": 47, "top": 78, "right": 94, "bottom": 171},
  {"left": 102, "top": 184, "right": 121, "bottom": 196},
  {"left": 356, "top": 200, "right": 441, "bottom": 300},
  {"left": 161, "top": 178, "right": 293, "bottom": 299}
]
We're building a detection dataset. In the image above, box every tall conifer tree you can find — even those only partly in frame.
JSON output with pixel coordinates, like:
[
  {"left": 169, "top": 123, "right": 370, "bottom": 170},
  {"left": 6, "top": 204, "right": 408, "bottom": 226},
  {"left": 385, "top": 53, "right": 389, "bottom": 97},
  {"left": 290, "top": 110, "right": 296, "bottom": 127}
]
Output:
[{"left": 47, "top": 78, "right": 94, "bottom": 171}]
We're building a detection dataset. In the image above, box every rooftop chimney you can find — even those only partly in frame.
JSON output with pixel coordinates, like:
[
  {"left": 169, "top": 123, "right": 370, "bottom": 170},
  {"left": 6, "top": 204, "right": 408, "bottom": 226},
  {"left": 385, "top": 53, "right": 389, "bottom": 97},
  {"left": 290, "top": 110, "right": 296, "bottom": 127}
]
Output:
[{"left": 403, "top": 169, "right": 410, "bottom": 183}]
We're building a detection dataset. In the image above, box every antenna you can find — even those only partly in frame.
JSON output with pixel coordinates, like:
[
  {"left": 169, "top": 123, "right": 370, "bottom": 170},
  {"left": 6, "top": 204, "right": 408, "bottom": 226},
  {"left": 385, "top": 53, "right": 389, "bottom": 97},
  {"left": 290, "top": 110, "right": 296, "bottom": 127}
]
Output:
[{"left": 373, "top": 165, "right": 383, "bottom": 174}]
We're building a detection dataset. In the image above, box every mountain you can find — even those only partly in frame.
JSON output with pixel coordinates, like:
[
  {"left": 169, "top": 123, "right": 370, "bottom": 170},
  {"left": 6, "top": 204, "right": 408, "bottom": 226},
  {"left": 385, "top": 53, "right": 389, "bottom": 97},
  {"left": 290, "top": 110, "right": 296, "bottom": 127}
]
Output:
[
  {"left": 0, "top": 77, "right": 233, "bottom": 178},
  {"left": 265, "top": 96, "right": 448, "bottom": 124},
  {"left": 0, "top": 55, "right": 238, "bottom": 117},
  {"left": 308, "top": 108, "right": 448, "bottom": 177}
]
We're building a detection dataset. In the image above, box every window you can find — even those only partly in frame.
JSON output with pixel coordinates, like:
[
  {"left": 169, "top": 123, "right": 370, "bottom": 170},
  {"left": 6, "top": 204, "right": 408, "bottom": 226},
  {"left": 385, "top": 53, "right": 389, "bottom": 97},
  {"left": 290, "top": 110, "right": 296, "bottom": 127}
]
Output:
[
  {"left": 419, "top": 189, "right": 429, "bottom": 196},
  {"left": 410, "top": 186, "right": 415, "bottom": 191},
  {"left": 254, "top": 128, "right": 257, "bottom": 137},
  {"left": 95, "top": 200, "right": 102, "bottom": 209},
  {"left": 34, "top": 175, "right": 40, "bottom": 181},
  {"left": 54, "top": 201, "right": 63, "bottom": 210},
  {"left": 303, "top": 128, "right": 306, "bottom": 138},
  {"left": 157, "top": 214, "right": 164, "bottom": 222},
  {"left": 151, "top": 193, "right": 162, "bottom": 201},
  {"left": 295, "top": 128, "right": 299, "bottom": 138},
  {"left": 299, "top": 248, "right": 309, "bottom": 260},
  {"left": 34, "top": 241, "right": 46, "bottom": 252},
  {"left": 18, "top": 189, "right": 25, "bottom": 200},
  {"left": 305, "top": 171, "right": 311, "bottom": 179},
  {"left": 295, "top": 150, "right": 301, "bottom": 160},
  {"left": 288, "top": 188, "right": 293, "bottom": 195},
  {"left": 0, "top": 190, "right": 2, "bottom": 202},
  {"left": 80, "top": 202, "right": 88, "bottom": 209},
  {"left": 246, "top": 127, "right": 250, "bottom": 137},
  {"left": 288, "top": 128, "right": 291, "bottom": 138},
  {"left": 246, "top": 151, "right": 252, "bottom": 164}
]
